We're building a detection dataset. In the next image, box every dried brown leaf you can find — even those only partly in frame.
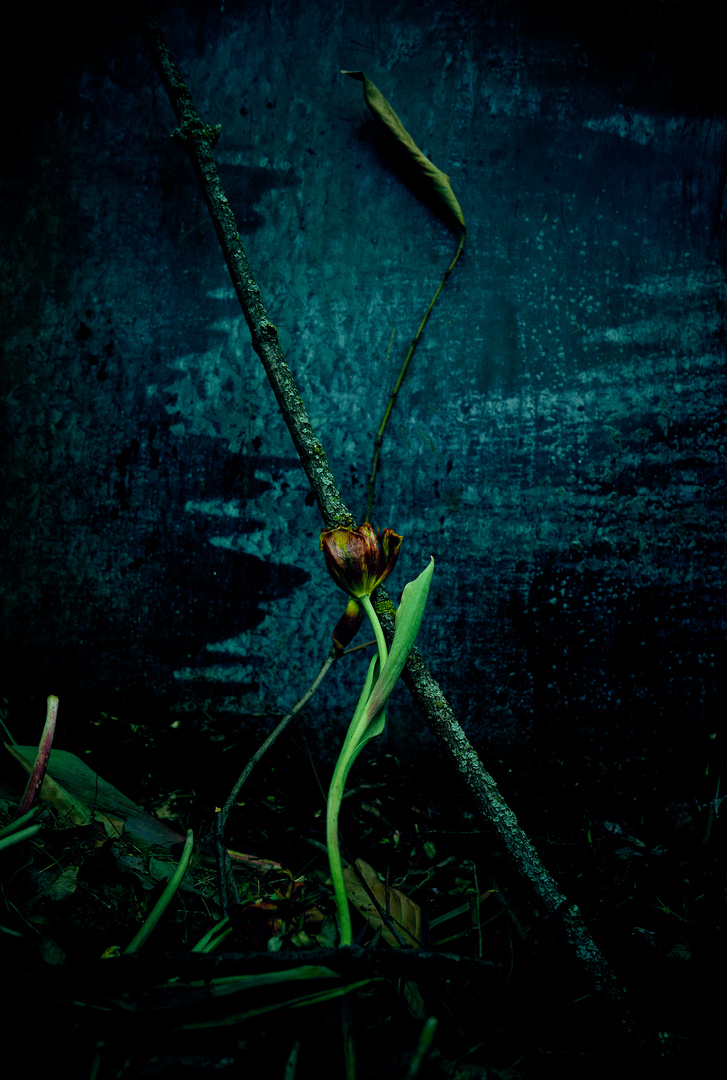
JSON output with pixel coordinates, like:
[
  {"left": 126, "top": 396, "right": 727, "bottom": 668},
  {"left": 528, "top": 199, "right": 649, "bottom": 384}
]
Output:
[
  {"left": 44, "top": 864, "right": 79, "bottom": 901},
  {"left": 342, "top": 857, "right": 424, "bottom": 947},
  {"left": 343, "top": 70, "right": 465, "bottom": 231}
]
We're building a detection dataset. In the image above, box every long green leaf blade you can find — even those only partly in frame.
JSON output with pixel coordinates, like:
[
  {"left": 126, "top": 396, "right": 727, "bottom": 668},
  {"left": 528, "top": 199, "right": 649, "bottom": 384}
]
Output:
[{"left": 361, "top": 557, "right": 434, "bottom": 726}]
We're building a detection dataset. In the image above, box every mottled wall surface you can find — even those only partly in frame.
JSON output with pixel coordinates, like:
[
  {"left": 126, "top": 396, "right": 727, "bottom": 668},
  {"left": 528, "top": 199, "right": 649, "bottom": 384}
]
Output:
[{"left": 2, "top": 2, "right": 725, "bottom": 772}]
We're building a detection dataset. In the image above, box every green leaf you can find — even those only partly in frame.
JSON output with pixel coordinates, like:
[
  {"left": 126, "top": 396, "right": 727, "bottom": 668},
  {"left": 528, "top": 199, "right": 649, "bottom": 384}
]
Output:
[
  {"left": 181, "top": 979, "right": 382, "bottom": 1028},
  {"left": 12, "top": 746, "right": 186, "bottom": 848},
  {"left": 343, "top": 71, "right": 465, "bottom": 231},
  {"left": 361, "top": 557, "right": 434, "bottom": 727},
  {"left": 325, "top": 559, "right": 433, "bottom": 946},
  {"left": 207, "top": 966, "right": 341, "bottom": 995}
]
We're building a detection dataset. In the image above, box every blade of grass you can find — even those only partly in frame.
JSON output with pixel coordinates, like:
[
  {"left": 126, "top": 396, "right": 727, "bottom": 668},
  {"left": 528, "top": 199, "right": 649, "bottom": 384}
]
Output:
[
  {"left": 0, "top": 803, "right": 42, "bottom": 838},
  {"left": 181, "top": 978, "right": 383, "bottom": 1029},
  {"left": 124, "top": 829, "right": 194, "bottom": 954},
  {"left": 0, "top": 822, "right": 44, "bottom": 852}
]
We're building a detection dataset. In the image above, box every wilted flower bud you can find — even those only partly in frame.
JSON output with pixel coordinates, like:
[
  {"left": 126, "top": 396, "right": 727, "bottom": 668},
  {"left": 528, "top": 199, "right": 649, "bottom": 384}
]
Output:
[
  {"left": 331, "top": 597, "right": 365, "bottom": 655},
  {"left": 320, "top": 524, "right": 402, "bottom": 599}
]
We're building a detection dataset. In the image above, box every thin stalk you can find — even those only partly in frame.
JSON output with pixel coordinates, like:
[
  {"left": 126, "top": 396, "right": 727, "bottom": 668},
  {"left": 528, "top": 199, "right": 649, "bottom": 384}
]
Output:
[
  {"left": 360, "top": 594, "right": 388, "bottom": 670},
  {"left": 216, "top": 648, "right": 336, "bottom": 914},
  {"left": 326, "top": 770, "right": 353, "bottom": 944},
  {"left": 18, "top": 695, "right": 58, "bottom": 816},
  {"left": 365, "top": 232, "right": 465, "bottom": 521}
]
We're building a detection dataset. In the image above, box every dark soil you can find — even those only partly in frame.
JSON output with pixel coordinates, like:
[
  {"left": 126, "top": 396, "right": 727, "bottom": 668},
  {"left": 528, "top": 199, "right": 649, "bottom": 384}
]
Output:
[{"left": 1, "top": 695, "right": 722, "bottom": 1078}]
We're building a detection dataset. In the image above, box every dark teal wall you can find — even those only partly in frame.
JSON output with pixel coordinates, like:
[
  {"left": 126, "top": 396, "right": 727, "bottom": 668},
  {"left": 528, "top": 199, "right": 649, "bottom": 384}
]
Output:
[{"left": 1, "top": 1, "right": 725, "bottom": 777}]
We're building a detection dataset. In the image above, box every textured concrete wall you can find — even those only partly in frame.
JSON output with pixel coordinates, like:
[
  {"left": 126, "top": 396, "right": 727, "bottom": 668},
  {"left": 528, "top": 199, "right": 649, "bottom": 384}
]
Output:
[{"left": 2, "top": 2, "right": 725, "bottom": 772}]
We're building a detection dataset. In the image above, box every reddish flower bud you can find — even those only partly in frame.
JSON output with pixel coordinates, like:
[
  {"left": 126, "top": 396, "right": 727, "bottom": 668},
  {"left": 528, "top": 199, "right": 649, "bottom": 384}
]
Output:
[
  {"left": 320, "top": 524, "right": 403, "bottom": 599},
  {"left": 331, "top": 597, "right": 365, "bottom": 655}
]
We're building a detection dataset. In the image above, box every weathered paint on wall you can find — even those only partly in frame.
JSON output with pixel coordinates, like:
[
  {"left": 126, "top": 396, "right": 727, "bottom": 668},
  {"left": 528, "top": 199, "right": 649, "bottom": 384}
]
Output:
[{"left": 2, "top": 2, "right": 725, "bottom": 772}]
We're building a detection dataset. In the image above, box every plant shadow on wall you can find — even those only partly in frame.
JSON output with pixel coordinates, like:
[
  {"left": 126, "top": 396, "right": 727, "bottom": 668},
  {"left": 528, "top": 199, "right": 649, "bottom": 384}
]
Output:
[
  {"left": 3, "top": 419, "right": 312, "bottom": 706},
  {"left": 1, "top": 13, "right": 723, "bottom": 1080}
]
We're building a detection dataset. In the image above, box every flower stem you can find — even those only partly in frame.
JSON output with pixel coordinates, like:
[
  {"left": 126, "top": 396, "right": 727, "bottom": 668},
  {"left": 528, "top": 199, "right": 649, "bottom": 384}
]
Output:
[
  {"left": 360, "top": 593, "right": 388, "bottom": 669},
  {"left": 327, "top": 594, "right": 388, "bottom": 945},
  {"left": 326, "top": 757, "right": 353, "bottom": 945}
]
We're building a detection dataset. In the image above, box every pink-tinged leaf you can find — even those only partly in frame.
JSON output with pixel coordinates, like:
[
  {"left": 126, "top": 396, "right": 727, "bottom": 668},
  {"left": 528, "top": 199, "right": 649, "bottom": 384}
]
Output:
[{"left": 18, "top": 695, "right": 58, "bottom": 816}]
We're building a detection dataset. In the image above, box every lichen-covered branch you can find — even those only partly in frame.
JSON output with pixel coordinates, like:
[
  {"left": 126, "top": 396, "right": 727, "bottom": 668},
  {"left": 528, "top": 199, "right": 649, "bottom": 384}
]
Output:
[
  {"left": 141, "top": 6, "right": 354, "bottom": 532},
  {"left": 372, "top": 597, "right": 633, "bottom": 1019}
]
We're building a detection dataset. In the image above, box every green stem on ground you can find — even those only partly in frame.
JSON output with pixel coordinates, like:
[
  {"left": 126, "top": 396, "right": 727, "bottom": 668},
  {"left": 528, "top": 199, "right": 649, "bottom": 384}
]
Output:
[
  {"left": 124, "top": 829, "right": 194, "bottom": 954},
  {"left": 326, "top": 760, "right": 353, "bottom": 945}
]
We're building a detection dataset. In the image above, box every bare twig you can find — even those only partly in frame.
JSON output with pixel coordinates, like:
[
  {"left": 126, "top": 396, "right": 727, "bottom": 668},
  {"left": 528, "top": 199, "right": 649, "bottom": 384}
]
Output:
[
  {"left": 365, "top": 233, "right": 465, "bottom": 520},
  {"left": 215, "top": 649, "right": 336, "bottom": 912}
]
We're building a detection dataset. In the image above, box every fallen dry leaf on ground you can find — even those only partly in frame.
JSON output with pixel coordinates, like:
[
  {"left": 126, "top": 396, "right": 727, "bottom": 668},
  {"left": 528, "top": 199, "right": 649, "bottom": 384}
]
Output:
[{"left": 343, "top": 858, "right": 424, "bottom": 947}]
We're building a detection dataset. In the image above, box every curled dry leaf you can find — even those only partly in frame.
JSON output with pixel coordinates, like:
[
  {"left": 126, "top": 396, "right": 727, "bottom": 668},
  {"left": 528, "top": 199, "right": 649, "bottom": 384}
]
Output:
[
  {"left": 342, "top": 857, "right": 424, "bottom": 947},
  {"left": 343, "top": 70, "right": 465, "bottom": 232}
]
